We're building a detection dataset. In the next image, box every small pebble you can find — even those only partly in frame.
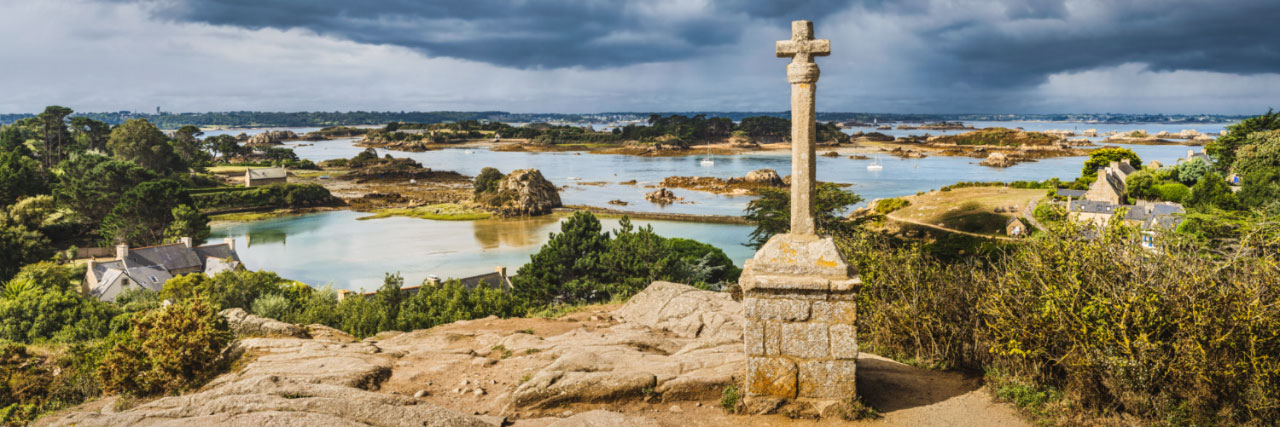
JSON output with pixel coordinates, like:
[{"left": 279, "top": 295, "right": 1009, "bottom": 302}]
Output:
[
  {"left": 413, "top": 390, "right": 428, "bottom": 398},
  {"left": 473, "top": 388, "right": 486, "bottom": 396},
  {"left": 669, "top": 406, "right": 682, "bottom": 413}
]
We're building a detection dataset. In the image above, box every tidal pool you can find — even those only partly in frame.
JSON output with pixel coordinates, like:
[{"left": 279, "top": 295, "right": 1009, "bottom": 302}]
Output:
[{"left": 209, "top": 210, "right": 756, "bottom": 291}]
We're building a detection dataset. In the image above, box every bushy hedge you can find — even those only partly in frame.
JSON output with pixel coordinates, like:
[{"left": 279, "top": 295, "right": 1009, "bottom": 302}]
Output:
[
  {"left": 846, "top": 218, "right": 1280, "bottom": 424},
  {"left": 190, "top": 183, "right": 333, "bottom": 211},
  {"left": 874, "top": 198, "right": 910, "bottom": 214}
]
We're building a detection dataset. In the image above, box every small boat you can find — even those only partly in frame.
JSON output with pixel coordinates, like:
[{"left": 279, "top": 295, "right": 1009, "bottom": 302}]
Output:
[
  {"left": 700, "top": 158, "right": 715, "bottom": 167},
  {"left": 464, "top": 150, "right": 474, "bottom": 154},
  {"left": 866, "top": 159, "right": 883, "bottom": 171}
]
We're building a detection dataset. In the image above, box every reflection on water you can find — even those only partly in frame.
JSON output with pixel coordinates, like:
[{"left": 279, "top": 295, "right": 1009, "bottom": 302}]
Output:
[
  {"left": 209, "top": 211, "right": 755, "bottom": 291},
  {"left": 245, "top": 230, "right": 288, "bottom": 247},
  {"left": 472, "top": 216, "right": 561, "bottom": 249}
]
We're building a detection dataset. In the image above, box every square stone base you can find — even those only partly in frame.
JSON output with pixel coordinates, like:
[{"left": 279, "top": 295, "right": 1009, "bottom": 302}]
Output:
[{"left": 739, "top": 233, "right": 860, "bottom": 418}]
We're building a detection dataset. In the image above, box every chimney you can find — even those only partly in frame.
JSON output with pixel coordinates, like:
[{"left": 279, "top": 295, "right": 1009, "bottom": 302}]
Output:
[
  {"left": 1187, "top": 149, "right": 1194, "bottom": 159},
  {"left": 496, "top": 266, "right": 510, "bottom": 289},
  {"left": 180, "top": 237, "right": 193, "bottom": 248},
  {"left": 116, "top": 243, "right": 129, "bottom": 260},
  {"left": 224, "top": 237, "right": 235, "bottom": 251}
]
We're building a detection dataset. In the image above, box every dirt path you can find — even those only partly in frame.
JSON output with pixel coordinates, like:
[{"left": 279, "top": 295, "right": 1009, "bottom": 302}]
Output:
[{"left": 885, "top": 213, "right": 1020, "bottom": 242}]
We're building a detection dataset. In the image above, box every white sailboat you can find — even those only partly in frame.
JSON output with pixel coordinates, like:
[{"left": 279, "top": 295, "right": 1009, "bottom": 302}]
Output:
[
  {"left": 866, "top": 158, "right": 883, "bottom": 171},
  {"left": 700, "top": 144, "right": 714, "bottom": 167}
]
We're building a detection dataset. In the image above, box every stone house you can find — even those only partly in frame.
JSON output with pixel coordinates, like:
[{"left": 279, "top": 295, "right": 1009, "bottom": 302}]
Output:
[
  {"left": 1083, "top": 159, "right": 1136, "bottom": 205},
  {"left": 1006, "top": 217, "right": 1028, "bottom": 237},
  {"left": 83, "top": 238, "right": 241, "bottom": 302},
  {"left": 1067, "top": 199, "right": 1185, "bottom": 233},
  {"left": 245, "top": 167, "right": 287, "bottom": 187}
]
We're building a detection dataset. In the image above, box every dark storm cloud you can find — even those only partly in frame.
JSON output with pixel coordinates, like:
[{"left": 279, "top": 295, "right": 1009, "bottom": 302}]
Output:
[
  {"left": 138, "top": 0, "right": 865, "bottom": 69},
  {"left": 921, "top": 0, "right": 1280, "bottom": 88}
]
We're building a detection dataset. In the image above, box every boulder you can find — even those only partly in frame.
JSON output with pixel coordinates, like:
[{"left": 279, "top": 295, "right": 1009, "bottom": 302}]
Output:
[
  {"left": 483, "top": 169, "right": 562, "bottom": 216},
  {"left": 221, "top": 308, "right": 308, "bottom": 338},
  {"left": 980, "top": 152, "right": 1013, "bottom": 168},
  {"left": 644, "top": 188, "right": 679, "bottom": 205},
  {"left": 738, "top": 169, "right": 784, "bottom": 187}
]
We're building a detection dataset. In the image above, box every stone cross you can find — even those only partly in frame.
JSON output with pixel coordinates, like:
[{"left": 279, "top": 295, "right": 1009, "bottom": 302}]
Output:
[
  {"left": 737, "top": 20, "right": 858, "bottom": 419},
  {"left": 776, "top": 20, "right": 829, "bottom": 236}
]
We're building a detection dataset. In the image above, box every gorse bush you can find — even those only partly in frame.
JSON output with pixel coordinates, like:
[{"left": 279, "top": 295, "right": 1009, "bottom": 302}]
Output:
[
  {"left": 98, "top": 299, "right": 232, "bottom": 397},
  {"left": 845, "top": 217, "right": 1280, "bottom": 424},
  {"left": 873, "top": 198, "right": 910, "bottom": 214}
]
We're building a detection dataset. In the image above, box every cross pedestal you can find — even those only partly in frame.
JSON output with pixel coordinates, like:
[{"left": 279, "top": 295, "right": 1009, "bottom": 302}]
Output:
[{"left": 738, "top": 20, "right": 860, "bottom": 419}]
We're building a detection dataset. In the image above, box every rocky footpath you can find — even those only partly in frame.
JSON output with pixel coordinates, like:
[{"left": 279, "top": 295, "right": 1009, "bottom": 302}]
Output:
[{"left": 42, "top": 283, "right": 1026, "bottom": 427}]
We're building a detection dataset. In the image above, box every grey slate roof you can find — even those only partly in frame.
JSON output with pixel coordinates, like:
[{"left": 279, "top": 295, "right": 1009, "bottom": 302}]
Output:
[
  {"left": 194, "top": 243, "right": 238, "bottom": 262},
  {"left": 1056, "top": 189, "right": 1087, "bottom": 198},
  {"left": 247, "top": 167, "right": 287, "bottom": 179},
  {"left": 125, "top": 243, "right": 203, "bottom": 272}
]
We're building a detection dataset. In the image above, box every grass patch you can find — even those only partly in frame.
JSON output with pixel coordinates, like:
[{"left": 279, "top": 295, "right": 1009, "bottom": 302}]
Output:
[
  {"left": 209, "top": 210, "right": 294, "bottom": 222},
  {"left": 986, "top": 367, "right": 1064, "bottom": 420},
  {"left": 357, "top": 204, "right": 492, "bottom": 221},
  {"left": 720, "top": 384, "right": 741, "bottom": 413}
]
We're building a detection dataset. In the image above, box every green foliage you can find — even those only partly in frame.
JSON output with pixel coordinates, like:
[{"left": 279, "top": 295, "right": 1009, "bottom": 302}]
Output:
[
  {"left": 1185, "top": 172, "right": 1238, "bottom": 211},
  {"left": 0, "top": 340, "right": 111, "bottom": 425},
  {"left": 55, "top": 154, "right": 157, "bottom": 227},
  {"left": 874, "top": 197, "right": 910, "bottom": 214},
  {"left": 0, "top": 263, "right": 118, "bottom": 343},
  {"left": 250, "top": 294, "right": 293, "bottom": 320},
  {"left": 189, "top": 183, "right": 333, "bottom": 211},
  {"left": 393, "top": 280, "right": 527, "bottom": 336},
  {"left": 1032, "top": 203, "right": 1066, "bottom": 224},
  {"left": 1081, "top": 147, "right": 1142, "bottom": 178},
  {"left": 0, "top": 223, "right": 53, "bottom": 284},
  {"left": 939, "top": 179, "right": 1061, "bottom": 192},
  {"left": 720, "top": 384, "right": 740, "bottom": 413},
  {"left": 171, "top": 125, "right": 210, "bottom": 168},
  {"left": 511, "top": 213, "right": 741, "bottom": 306},
  {"left": 98, "top": 179, "right": 192, "bottom": 246},
  {"left": 99, "top": 299, "right": 232, "bottom": 397},
  {"left": 163, "top": 204, "right": 210, "bottom": 245},
  {"left": 107, "top": 119, "right": 179, "bottom": 173},
  {"left": 1173, "top": 157, "right": 1213, "bottom": 185},
  {"left": 162, "top": 270, "right": 291, "bottom": 311},
  {"left": 1151, "top": 182, "right": 1191, "bottom": 203},
  {"left": 0, "top": 150, "right": 46, "bottom": 207},
  {"left": 1230, "top": 130, "right": 1280, "bottom": 179},
  {"left": 511, "top": 212, "right": 610, "bottom": 304},
  {"left": 744, "top": 182, "right": 863, "bottom": 248},
  {"left": 932, "top": 127, "right": 1058, "bottom": 147},
  {"left": 848, "top": 218, "right": 1280, "bottom": 424},
  {"left": 1207, "top": 110, "right": 1280, "bottom": 171},
  {"left": 206, "top": 135, "right": 244, "bottom": 162},
  {"left": 474, "top": 167, "right": 505, "bottom": 195}
]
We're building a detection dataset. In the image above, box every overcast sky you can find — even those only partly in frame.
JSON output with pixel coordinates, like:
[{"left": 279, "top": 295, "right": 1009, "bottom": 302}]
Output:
[{"left": 2, "top": 0, "right": 1278, "bottom": 114}]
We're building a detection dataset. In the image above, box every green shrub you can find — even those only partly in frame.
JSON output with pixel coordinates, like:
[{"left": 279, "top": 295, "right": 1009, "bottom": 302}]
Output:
[
  {"left": 189, "top": 183, "right": 333, "bottom": 211},
  {"left": 720, "top": 384, "right": 740, "bottom": 413},
  {"left": 250, "top": 294, "right": 293, "bottom": 320},
  {"left": 1151, "top": 182, "right": 1191, "bottom": 203},
  {"left": 98, "top": 299, "right": 233, "bottom": 397},
  {"left": 874, "top": 198, "right": 910, "bottom": 214},
  {"left": 474, "top": 167, "right": 505, "bottom": 195},
  {"left": 846, "top": 218, "right": 1280, "bottom": 424}
]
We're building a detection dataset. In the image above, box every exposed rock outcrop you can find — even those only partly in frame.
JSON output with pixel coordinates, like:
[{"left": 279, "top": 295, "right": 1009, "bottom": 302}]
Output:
[
  {"left": 740, "top": 169, "right": 784, "bottom": 187},
  {"left": 483, "top": 169, "right": 562, "bottom": 216},
  {"left": 645, "top": 188, "right": 680, "bottom": 205},
  {"left": 980, "top": 152, "right": 1013, "bottom": 168},
  {"left": 850, "top": 131, "right": 894, "bottom": 142},
  {"left": 509, "top": 282, "right": 744, "bottom": 409},
  {"left": 245, "top": 130, "right": 299, "bottom": 145},
  {"left": 657, "top": 169, "right": 784, "bottom": 196},
  {"left": 48, "top": 328, "right": 488, "bottom": 427},
  {"left": 221, "top": 308, "right": 308, "bottom": 338}
]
